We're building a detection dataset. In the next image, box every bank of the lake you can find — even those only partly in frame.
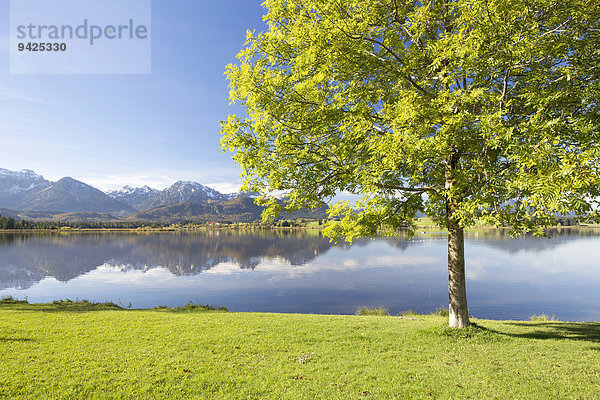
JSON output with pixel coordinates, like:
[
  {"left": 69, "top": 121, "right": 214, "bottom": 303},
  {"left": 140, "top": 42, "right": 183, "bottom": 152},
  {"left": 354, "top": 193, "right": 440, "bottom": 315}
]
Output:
[{"left": 1, "top": 301, "right": 598, "bottom": 399}]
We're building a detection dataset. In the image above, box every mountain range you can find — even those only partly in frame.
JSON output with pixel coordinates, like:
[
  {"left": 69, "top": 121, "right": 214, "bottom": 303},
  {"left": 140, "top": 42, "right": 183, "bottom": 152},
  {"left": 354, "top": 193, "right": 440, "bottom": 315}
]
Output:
[{"left": 0, "top": 168, "right": 326, "bottom": 223}]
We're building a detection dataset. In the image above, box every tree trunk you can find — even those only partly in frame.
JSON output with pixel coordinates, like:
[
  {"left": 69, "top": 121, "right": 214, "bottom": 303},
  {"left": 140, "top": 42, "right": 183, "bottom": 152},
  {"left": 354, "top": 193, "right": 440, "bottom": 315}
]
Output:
[
  {"left": 445, "top": 154, "right": 470, "bottom": 328},
  {"left": 447, "top": 213, "right": 469, "bottom": 328}
]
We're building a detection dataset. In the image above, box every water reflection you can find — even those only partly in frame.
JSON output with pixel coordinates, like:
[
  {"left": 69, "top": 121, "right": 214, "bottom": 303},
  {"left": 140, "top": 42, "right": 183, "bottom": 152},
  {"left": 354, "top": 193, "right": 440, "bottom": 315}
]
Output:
[
  {"left": 1, "top": 229, "right": 599, "bottom": 321},
  {"left": 467, "top": 227, "right": 600, "bottom": 253},
  {"left": 0, "top": 230, "right": 335, "bottom": 289}
]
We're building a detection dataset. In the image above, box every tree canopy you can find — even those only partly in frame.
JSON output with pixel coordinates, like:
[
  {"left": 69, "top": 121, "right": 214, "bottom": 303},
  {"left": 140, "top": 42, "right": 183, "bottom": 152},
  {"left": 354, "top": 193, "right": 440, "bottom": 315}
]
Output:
[{"left": 221, "top": 0, "right": 600, "bottom": 327}]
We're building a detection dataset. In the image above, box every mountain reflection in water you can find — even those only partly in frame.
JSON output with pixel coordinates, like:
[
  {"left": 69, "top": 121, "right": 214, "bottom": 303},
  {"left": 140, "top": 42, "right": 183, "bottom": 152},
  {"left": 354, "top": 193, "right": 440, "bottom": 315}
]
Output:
[{"left": 0, "top": 230, "right": 336, "bottom": 289}]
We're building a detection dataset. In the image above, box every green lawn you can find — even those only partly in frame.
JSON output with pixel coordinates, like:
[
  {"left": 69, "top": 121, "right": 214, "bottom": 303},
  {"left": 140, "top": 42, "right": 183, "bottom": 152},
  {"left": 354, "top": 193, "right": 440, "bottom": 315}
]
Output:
[{"left": 1, "top": 300, "right": 599, "bottom": 399}]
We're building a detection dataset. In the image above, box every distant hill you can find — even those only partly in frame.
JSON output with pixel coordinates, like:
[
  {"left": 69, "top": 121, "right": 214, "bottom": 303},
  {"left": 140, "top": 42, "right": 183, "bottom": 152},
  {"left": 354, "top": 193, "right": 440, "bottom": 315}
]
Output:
[
  {"left": 283, "top": 204, "right": 328, "bottom": 220},
  {"left": 33, "top": 212, "right": 121, "bottom": 223},
  {"left": 18, "top": 177, "right": 136, "bottom": 215},
  {"left": 0, "top": 207, "right": 22, "bottom": 220},
  {"left": 129, "top": 197, "right": 263, "bottom": 223},
  {"left": 130, "top": 197, "right": 327, "bottom": 223},
  {"left": 0, "top": 209, "right": 120, "bottom": 223}
]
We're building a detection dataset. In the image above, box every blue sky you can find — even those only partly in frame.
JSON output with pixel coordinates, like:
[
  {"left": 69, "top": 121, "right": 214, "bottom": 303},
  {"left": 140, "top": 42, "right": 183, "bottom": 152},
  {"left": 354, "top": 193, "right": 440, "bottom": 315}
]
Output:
[{"left": 0, "top": 0, "right": 267, "bottom": 193}]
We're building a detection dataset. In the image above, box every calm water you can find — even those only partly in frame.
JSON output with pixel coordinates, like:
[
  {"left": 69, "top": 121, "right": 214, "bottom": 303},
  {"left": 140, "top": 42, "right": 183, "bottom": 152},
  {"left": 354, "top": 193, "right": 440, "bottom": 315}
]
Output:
[{"left": 1, "top": 229, "right": 599, "bottom": 321}]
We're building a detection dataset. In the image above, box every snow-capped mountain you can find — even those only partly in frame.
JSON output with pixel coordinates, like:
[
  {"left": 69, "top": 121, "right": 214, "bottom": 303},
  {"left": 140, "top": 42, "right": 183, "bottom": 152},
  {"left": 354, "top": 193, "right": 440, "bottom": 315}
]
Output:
[
  {"left": 0, "top": 167, "right": 327, "bottom": 222},
  {"left": 0, "top": 168, "right": 236, "bottom": 215},
  {"left": 106, "top": 185, "right": 160, "bottom": 211},
  {"left": 0, "top": 168, "right": 50, "bottom": 209},
  {"left": 107, "top": 185, "right": 159, "bottom": 197},
  {"left": 141, "top": 181, "right": 228, "bottom": 210},
  {"left": 18, "top": 177, "right": 136, "bottom": 215}
]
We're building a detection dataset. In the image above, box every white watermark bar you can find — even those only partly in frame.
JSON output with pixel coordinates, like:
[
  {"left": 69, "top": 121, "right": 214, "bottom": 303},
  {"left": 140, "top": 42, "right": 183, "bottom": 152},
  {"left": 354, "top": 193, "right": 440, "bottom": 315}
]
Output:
[{"left": 10, "top": 0, "right": 151, "bottom": 74}]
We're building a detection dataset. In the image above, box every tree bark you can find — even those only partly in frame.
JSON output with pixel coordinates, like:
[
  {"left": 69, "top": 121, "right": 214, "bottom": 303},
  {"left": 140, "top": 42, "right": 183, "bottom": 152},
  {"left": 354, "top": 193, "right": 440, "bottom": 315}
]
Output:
[
  {"left": 445, "top": 154, "right": 470, "bottom": 328},
  {"left": 447, "top": 212, "right": 469, "bottom": 328}
]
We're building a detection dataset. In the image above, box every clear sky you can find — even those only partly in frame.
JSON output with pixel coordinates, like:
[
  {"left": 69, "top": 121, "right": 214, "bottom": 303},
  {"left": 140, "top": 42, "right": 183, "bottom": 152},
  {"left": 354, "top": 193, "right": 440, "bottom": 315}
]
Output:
[{"left": 0, "top": 0, "right": 267, "bottom": 193}]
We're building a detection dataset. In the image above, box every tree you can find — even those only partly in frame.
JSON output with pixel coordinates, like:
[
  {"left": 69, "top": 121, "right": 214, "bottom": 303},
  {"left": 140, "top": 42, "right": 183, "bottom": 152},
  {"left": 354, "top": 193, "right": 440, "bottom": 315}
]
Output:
[{"left": 221, "top": 0, "right": 600, "bottom": 327}]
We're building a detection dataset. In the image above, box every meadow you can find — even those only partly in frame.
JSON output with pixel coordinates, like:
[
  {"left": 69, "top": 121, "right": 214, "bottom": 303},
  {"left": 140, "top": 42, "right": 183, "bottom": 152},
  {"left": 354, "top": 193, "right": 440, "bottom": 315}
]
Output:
[{"left": 1, "top": 299, "right": 599, "bottom": 399}]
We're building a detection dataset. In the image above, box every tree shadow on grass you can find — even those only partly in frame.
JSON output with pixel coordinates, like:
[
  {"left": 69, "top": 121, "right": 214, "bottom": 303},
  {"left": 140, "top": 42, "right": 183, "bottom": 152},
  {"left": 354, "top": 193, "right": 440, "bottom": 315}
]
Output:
[{"left": 483, "top": 321, "right": 600, "bottom": 344}]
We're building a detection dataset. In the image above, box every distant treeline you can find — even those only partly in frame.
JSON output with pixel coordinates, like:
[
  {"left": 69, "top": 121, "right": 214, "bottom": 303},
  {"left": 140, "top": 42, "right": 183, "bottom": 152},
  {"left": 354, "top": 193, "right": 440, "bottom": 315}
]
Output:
[
  {"left": 175, "top": 218, "right": 324, "bottom": 229},
  {"left": 0, "top": 214, "right": 165, "bottom": 230},
  {"left": 0, "top": 213, "right": 326, "bottom": 230},
  {"left": 1, "top": 213, "right": 587, "bottom": 231}
]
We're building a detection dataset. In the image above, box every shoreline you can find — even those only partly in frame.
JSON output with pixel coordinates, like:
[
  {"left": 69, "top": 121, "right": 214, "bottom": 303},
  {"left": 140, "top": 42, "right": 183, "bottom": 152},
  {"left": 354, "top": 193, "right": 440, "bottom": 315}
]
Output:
[
  {"left": 1, "top": 223, "right": 599, "bottom": 234},
  {"left": 0, "top": 298, "right": 595, "bottom": 323}
]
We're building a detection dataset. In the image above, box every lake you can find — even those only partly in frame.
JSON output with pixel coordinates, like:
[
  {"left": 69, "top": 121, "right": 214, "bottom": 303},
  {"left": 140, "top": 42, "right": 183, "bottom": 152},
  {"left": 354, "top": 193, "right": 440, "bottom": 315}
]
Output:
[{"left": 1, "top": 229, "right": 599, "bottom": 321}]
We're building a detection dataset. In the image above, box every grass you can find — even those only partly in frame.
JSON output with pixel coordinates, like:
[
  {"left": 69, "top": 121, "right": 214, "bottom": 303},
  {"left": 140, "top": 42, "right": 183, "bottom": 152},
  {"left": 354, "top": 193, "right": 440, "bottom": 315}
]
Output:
[
  {"left": 155, "top": 302, "right": 229, "bottom": 312},
  {"left": 0, "top": 295, "right": 28, "bottom": 305},
  {"left": 1, "top": 301, "right": 600, "bottom": 399},
  {"left": 530, "top": 314, "right": 559, "bottom": 322},
  {"left": 431, "top": 307, "right": 449, "bottom": 317},
  {"left": 355, "top": 306, "right": 389, "bottom": 316}
]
